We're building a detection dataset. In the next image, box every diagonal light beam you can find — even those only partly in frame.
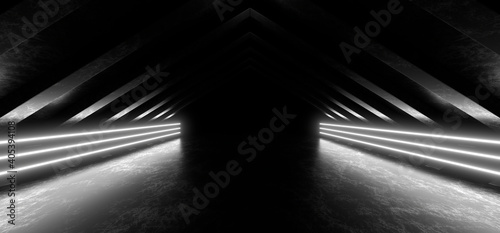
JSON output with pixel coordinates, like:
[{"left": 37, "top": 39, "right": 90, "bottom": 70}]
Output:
[
  {"left": 325, "top": 113, "right": 337, "bottom": 120},
  {"left": 365, "top": 43, "right": 500, "bottom": 130},
  {"left": 340, "top": 69, "right": 437, "bottom": 126},
  {"left": 333, "top": 86, "right": 394, "bottom": 123},
  {"left": 151, "top": 107, "right": 173, "bottom": 121},
  {"left": 133, "top": 100, "right": 169, "bottom": 121},
  {"left": 105, "top": 85, "right": 168, "bottom": 123},
  {"left": 329, "top": 98, "right": 368, "bottom": 122},
  {"left": 327, "top": 108, "right": 350, "bottom": 121},
  {"left": 64, "top": 69, "right": 168, "bottom": 125}
]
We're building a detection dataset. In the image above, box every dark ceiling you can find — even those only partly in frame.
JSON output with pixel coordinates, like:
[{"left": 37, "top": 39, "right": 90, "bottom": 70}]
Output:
[{"left": 1, "top": 0, "right": 500, "bottom": 138}]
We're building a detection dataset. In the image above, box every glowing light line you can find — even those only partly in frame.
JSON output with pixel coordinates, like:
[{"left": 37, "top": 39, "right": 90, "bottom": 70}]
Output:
[
  {"left": 0, "top": 132, "right": 181, "bottom": 175},
  {"left": 17, "top": 127, "right": 181, "bottom": 157},
  {"left": 0, "top": 123, "right": 181, "bottom": 145},
  {"left": 320, "top": 123, "right": 500, "bottom": 145},
  {"left": 320, "top": 127, "right": 500, "bottom": 161},
  {"left": 319, "top": 132, "right": 500, "bottom": 176}
]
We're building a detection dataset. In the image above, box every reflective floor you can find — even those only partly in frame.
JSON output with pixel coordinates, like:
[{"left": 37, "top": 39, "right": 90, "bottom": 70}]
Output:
[{"left": 2, "top": 134, "right": 500, "bottom": 233}]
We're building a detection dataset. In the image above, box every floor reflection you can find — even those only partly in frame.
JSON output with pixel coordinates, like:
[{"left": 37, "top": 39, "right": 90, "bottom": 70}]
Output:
[
  {"left": 3, "top": 136, "right": 500, "bottom": 232},
  {"left": 314, "top": 138, "right": 500, "bottom": 232},
  {"left": 3, "top": 138, "right": 185, "bottom": 233}
]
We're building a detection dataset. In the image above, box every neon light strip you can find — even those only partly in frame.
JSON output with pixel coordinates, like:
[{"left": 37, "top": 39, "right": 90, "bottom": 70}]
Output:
[
  {"left": 320, "top": 123, "right": 500, "bottom": 145},
  {"left": 0, "top": 132, "right": 181, "bottom": 175},
  {"left": 0, "top": 123, "right": 181, "bottom": 145},
  {"left": 319, "top": 132, "right": 500, "bottom": 176},
  {"left": 320, "top": 127, "right": 500, "bottom": 161},
  {"left": 17, "top": 127, "right": 181, "bottom": 157}
]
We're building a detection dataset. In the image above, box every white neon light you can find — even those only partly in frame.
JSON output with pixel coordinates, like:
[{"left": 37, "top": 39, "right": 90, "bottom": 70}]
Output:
[
  {"left": 320, "top": 123, "right": 500, "bottom": 145},
  {"left": 319, "top": 132, "right": 500, "bottom": 176},
  {"left": 0, "top": 123, "right": 181, "bottom": 145},
  {"left": 17, "top": 127, "right": 181, "bottom": 157},
  {"left": 0, "top": 132, "right": 181, "bottom": 175},
  {"left": 320, "top": 127, "right": 500, "bottom": 161}
]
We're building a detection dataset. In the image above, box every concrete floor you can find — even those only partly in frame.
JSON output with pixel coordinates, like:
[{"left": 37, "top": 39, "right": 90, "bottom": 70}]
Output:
[{"left": 2, "top": 134, "right": 500, "bottom": 233}]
